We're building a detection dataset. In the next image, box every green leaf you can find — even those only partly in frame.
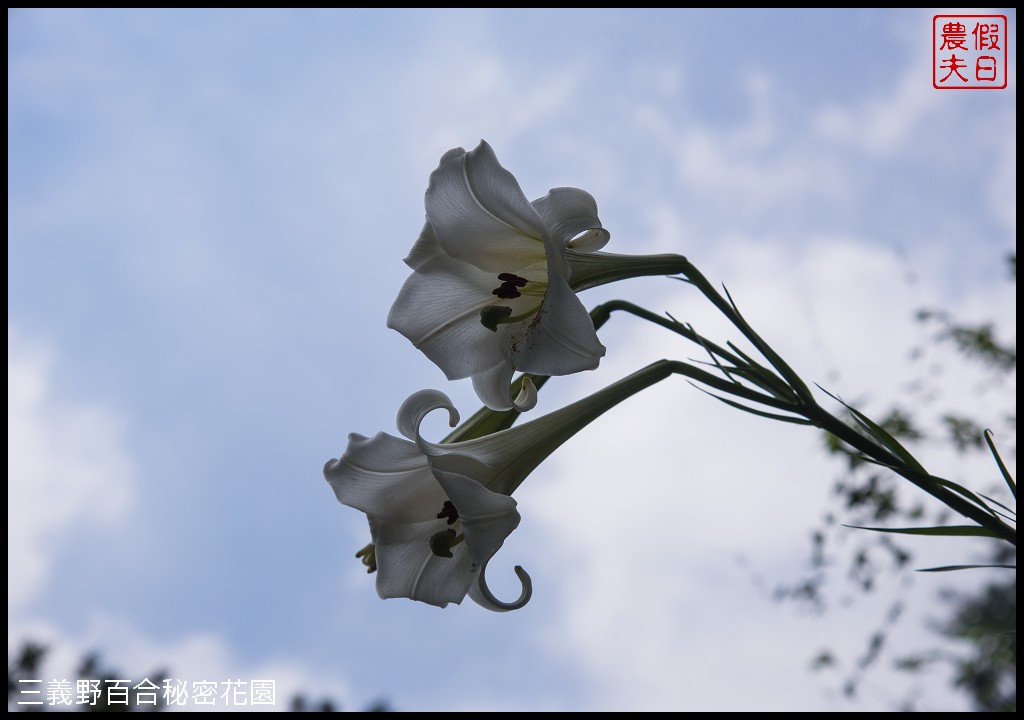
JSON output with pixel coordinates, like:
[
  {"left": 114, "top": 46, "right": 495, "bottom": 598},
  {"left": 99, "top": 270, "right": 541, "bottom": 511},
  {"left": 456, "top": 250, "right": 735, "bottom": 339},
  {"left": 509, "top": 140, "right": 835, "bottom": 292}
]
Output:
[
  {"left": 723, "top": 342, "right": 794, "bottom": 399},
  {"left": 926, "top": 474, "right": 1004, "bottom": 519},
  {"left": 720, "top": 285, "right": 816, "bottom": 402},
  {"left": 977, "top": 494, "right": 1016, "bottom": 523},
  {"left": 830, "top": 448, "right": 1005, "bottom": 523},
  {"left": 848, "top": 407, "right": 927, "bottom": 473},
  {"left": 694, "top": 386, "right": 811, "bottom": 425},
  {"left": 916, "top": 564, "right": 1017, "bottom": 572},
  {"left": 984, "top": 429, "right": 1016, "bottom": 499},
  {"left": 843, "top": 524, "right": 1003, "bottom": 538},
  {"left": 817, "top": 386, "right": 928, "bottom": 474}
]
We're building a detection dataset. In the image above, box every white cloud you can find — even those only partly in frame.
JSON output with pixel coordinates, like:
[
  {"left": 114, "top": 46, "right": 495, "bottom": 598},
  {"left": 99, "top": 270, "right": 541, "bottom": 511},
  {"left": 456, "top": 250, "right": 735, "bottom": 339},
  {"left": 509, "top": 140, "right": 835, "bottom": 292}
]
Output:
[
  {"left": 985, "top": 127, "right": 1017, "bottom": 232},
  {"left": 9, "top": 615, "right": 355, "bottom": 713},
  {"left": 810, "top": 20, "right": 939, "bottom": 157},
  {"left": 8, "top": 322, "right": 135, "bottom": 615},
  {"left": 6, "top": 321, "right": 365, "bottom": 712}
]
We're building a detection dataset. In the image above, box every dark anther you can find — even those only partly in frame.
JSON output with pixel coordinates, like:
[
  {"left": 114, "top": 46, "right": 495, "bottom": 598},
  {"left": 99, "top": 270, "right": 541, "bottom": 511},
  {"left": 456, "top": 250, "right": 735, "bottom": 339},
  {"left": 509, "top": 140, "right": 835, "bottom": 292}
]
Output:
[
  {"left": 437, "top": 500, "right": 459, "bottom": 525},
  {"left": 493, "top": 284, "right": 522, "bottom": 299},
  {"left": 492, "top": 273, "right": 529, "bottom": 299},
  {"left": 497, "top": 272, "right": 529, "bottom": 286}
]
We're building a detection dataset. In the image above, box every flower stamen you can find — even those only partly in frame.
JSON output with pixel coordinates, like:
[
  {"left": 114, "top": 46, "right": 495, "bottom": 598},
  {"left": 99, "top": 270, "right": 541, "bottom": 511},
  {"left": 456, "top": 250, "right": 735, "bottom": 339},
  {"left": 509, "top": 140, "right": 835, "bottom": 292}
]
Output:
[
  {"left": 480, "top": 305, "right": 513, "bottom": 332},
  {"left": 492, "top": 272, "right": 529, "bottom": 299},
  {"left": 480, "top": 303, "right": 545, "bottom": 332},
  {"left": 429, "top": 528, "right": 465, "bottom": 558},
  {"left": 436, "top": 500, "right": 460, "bottom": 525},
  {"left": 355, "top": 543, "right": 377, "bottom": 573}
]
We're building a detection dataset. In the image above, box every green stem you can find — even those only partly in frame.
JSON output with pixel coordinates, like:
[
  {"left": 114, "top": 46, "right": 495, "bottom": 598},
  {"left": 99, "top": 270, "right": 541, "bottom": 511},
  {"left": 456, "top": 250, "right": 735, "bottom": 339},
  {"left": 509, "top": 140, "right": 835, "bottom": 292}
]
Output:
[
  {"left": 803, "top": 402, "right": 1016, "bottom": 545},
  {"left": 451, "top": 288, "right": 1017, "bottom": 546},
  {"left": 566, "top": 250, "right": 690, "bottom": 293},
  {"left": 679, "top": 259, "right": 817, "bottom": 404},
  {"left": 594, "top": 298, "right": 1017, "bottom": 546},
  {"left": 595, "top": 300, "right": 800, "bottom": 402}
]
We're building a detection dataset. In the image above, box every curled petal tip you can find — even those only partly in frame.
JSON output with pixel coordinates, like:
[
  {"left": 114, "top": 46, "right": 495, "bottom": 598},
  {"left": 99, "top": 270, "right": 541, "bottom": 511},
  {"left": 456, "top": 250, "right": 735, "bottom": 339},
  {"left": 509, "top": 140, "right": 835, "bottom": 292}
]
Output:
[
  {"left": 397, "top": 389, "right": 460, "bottom": 443},
  {"left": 513, "top": 376, "right": 538, "bottom": 412},
  {"left": 472, "top": 557, "right": 533, "bottom": 612},
  {"left": 566, "top": 228, "right": 610, "bottom": 253}
]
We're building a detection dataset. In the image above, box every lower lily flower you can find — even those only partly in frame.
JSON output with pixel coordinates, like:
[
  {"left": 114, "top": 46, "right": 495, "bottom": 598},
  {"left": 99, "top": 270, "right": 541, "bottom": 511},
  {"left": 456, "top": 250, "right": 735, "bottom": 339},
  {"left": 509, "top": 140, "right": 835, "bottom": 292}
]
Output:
[
  {"left": 325, "top": 361, "right": 682, "bottom": 611},
  {"left": 387, "top": 140, "right": 687, "bottom": 412}
]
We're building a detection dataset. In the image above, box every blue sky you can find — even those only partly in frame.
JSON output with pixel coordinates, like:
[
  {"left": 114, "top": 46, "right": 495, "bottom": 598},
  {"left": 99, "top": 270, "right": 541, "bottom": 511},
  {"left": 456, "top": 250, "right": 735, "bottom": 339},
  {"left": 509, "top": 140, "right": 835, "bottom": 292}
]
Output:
[{"left": 8, "top": 8, "right": 1016, "bottom": 712}]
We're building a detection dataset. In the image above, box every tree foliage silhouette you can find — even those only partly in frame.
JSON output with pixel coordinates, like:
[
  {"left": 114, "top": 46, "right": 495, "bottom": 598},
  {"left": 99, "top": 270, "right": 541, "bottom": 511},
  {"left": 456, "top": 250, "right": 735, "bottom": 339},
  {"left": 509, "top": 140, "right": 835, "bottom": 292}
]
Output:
[{"left": 779, "top": 253, "right": 1015, "bottom": 710}]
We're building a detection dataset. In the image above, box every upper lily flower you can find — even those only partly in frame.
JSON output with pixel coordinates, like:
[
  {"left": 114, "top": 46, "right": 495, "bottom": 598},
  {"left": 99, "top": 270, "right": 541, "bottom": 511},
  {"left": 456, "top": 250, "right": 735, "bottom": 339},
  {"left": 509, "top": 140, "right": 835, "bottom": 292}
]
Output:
[
  {"left": 387, "top": 140, "right": 612, "bottom": 411},
  {"left": 324, "top": 360, "right": 682, "bottom": 611}
]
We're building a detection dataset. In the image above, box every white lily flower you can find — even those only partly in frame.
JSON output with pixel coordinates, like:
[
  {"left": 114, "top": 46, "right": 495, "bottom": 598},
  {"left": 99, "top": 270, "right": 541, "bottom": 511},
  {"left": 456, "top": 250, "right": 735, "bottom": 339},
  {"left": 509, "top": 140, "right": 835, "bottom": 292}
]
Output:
[
  {"left": 325, "top": 361, "right": 680, "bottom": 611},
  {"left": 387, "top": 140, "right": 611, "bottom": 412},
  {"left": 388, "top": 141, "right": 690, "bottom": 411},
  {"left": 325, "top": 390, "right": 529, "bottom": 611}
]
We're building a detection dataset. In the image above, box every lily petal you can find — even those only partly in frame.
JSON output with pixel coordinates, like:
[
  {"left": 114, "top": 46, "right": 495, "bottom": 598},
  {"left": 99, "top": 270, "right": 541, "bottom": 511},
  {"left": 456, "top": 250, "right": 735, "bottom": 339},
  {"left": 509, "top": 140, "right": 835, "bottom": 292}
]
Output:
[
  {"left": 470, "top": 361, "right": 519, "bottom": 412},
  {"left": 402, "top": 221, "right": 446, "bottom": 271},
  {"left": 370, "top": 516, "right": 477, "bottom": 607},
  {"left": 508, "top": 263, "right": 606, "bottom": 376},
  {"left": 387, "top": 239, "right": 509, "bottom": 380},
  {"left": 324, "top": 433, "right": 444, "bottom": 524},
  {"left": 396, "top": 388, "right": 460, "bottom": 443},
  {"left": 426, "top": 141, "right": 549, "bottom": 273},
  {"left": 531, "top": 187, "right": 611, "bottom": 253},
  {"left": 429, "top": 469, "right": 521, "bottom": 570},
  {"left": 513, "top": 375, "right": 538, "bottom": 411},
  {"left": 468, "top": 558, "right": 533, "bottom": 612}
]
